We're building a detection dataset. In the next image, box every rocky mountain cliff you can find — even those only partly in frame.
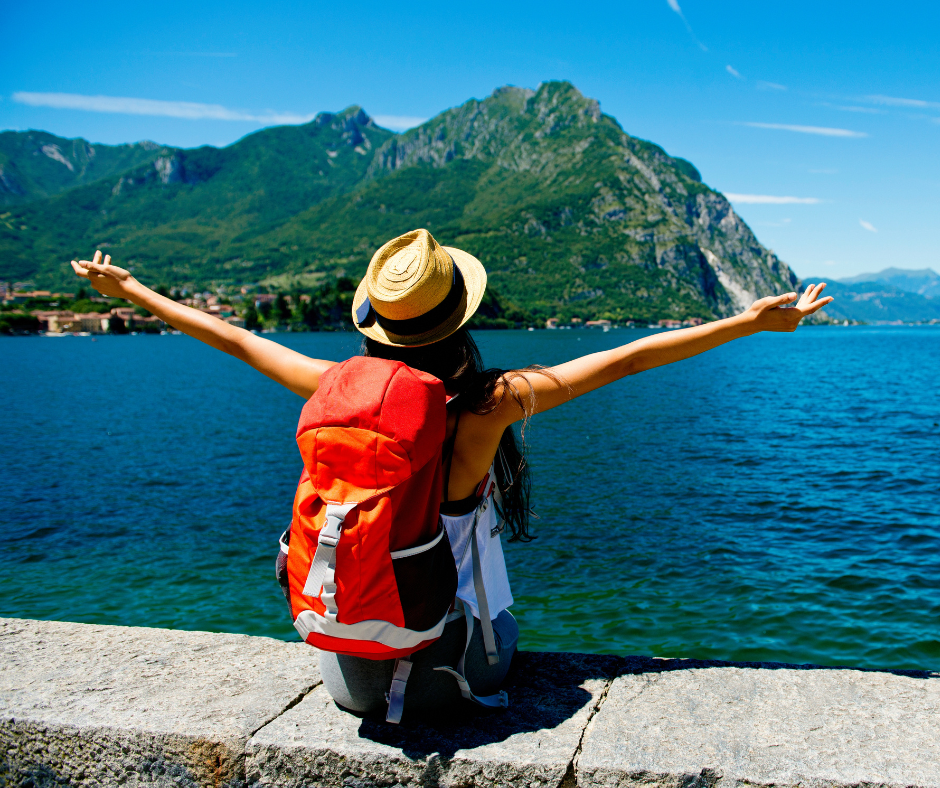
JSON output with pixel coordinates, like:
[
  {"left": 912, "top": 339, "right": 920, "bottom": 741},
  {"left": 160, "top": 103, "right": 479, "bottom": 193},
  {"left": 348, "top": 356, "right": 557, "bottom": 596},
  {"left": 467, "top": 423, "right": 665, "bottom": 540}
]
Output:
[{"left": 1, "top": 82, "right": 797, "bottom": 321}]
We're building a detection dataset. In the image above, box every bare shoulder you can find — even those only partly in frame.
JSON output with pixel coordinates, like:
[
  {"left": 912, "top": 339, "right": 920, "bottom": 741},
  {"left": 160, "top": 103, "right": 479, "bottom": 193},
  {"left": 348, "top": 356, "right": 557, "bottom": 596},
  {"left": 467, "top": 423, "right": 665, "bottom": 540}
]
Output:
[{"left": 488, "top": 367, "right": 574, "bottom": 425}]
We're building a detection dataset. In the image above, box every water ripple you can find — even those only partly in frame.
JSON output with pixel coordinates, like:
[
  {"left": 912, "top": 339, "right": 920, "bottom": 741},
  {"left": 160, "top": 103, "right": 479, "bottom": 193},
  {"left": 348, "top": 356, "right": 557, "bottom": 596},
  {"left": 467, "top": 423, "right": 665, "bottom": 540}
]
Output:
[{"left": 0, "top": 327, "right": 938, "bottom": 670}]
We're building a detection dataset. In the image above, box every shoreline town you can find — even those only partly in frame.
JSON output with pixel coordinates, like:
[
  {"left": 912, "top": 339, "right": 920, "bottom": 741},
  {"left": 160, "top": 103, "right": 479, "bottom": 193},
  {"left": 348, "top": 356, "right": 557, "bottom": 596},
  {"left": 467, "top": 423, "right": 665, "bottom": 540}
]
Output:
[{"left": 0, "top": 281, "right": 724, "bottom": 336}]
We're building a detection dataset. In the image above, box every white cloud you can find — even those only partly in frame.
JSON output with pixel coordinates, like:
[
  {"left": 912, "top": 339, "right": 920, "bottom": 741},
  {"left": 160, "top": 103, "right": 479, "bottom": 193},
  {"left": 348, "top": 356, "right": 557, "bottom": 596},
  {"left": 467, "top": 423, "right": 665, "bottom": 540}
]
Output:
[
  {"left": 865, "top": 94, "right": 940, "bottom": 109},
  {"left": 859, "top": 219, "right": 878, "bottom": 232},
  {"left": 823, "top": 260, "right": 838, "bottom": 266},
  {"left": 756, "top": 81, "right": 787, "bottom": 91},
  {"left": 373, "top": 115, "right": 428, "bottom": 131},
  {"left": 726, "top": 193, "right": 821, "bottom": 204},
  {"left": 837, "top": 106, "right": 883, "bottom": 114},
  {"left": 164, "top": 52, "right": 237, "bottom": 57},
  {"left": 742, "top": 122, "right": 868, "bottom": 138},
  {"left": 12, "top": 91, "right": 315, "bottom": 124},
  {"left": 665, "top": 0, "right": 707, "bottom": 51},
  {"left": 726, "top": 65, "right": 743, "bottom": 79}
]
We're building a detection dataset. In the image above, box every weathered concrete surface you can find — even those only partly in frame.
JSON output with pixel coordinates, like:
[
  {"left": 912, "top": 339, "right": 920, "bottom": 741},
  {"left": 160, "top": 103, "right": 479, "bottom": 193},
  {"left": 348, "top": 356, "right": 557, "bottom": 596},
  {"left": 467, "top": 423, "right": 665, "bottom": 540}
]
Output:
[
  {"left": 246, "top": 651, "right": 619, "bottom": 788},
  {"left": 0, "top": 618, "right": 320, "bottom": 787},
  {"left": 577, "top": 657, "right": 940, "bottom": 788},
  {"left": 3, "top": 620, "right": 940, "bottom": 788}
]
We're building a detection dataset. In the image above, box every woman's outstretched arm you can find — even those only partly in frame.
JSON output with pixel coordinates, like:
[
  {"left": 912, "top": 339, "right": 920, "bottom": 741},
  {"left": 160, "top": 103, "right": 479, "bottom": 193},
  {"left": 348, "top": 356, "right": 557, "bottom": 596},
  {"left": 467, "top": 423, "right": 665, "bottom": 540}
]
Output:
[
  {"left": 71, "top": 252, "right": 335, "bottom": 399},
  {"left": 495, "top": 284, "right": 834, "bottom": 424}
]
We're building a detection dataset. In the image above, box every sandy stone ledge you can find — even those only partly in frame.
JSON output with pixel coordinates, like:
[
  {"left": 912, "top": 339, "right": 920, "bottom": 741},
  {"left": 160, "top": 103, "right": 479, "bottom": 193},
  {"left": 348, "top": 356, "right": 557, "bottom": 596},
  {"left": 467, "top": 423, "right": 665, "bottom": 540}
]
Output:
[{"left": 1, "top": 617, "right": 938, "bottom": 788}]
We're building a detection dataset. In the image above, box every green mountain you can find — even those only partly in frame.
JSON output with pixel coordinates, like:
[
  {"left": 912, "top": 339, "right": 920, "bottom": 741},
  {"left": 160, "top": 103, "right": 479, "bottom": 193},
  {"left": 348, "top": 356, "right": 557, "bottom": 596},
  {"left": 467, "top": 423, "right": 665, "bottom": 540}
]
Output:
[
  {"left": 0, "top": 108, "right": 393, "bottom": 283},
  {"left": 0, "top": 130, "right": 165, "bottom": 206},
  {"left": 1, "top": 82, "right": 798, "bottom": 321}
]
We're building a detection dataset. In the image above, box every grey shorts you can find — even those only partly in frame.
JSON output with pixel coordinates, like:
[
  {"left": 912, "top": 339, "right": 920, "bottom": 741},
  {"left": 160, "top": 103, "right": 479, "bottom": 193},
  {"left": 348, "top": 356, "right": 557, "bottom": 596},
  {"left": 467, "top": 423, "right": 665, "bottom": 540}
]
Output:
[{"left": 319, "top": 609, "right": 518, "bottom": 718}]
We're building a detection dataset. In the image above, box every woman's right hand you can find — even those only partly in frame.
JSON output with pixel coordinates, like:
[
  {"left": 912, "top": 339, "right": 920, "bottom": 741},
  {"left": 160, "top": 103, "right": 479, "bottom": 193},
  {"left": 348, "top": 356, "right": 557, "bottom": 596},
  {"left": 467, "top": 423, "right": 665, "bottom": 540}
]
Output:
[{"left": 71, "top": 251, "right": 139, "bottom": 301}]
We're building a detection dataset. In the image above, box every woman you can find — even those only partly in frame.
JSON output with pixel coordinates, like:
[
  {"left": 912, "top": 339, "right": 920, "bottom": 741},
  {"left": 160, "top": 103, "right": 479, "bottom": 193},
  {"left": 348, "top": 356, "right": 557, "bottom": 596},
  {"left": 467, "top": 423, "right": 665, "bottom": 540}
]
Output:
[{"left": 71, "top": 228, "right": 832, "bottom": 716}]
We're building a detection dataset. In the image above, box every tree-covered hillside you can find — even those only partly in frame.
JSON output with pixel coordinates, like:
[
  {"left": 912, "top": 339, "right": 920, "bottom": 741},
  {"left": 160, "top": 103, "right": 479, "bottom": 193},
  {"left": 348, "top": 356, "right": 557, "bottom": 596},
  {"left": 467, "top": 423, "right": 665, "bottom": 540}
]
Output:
[
  {"left": 0, "top": 130, "right": 165, "bottom": 206},
  {"left": 0, "top": 82, "right": 798, "bottom": 321}
]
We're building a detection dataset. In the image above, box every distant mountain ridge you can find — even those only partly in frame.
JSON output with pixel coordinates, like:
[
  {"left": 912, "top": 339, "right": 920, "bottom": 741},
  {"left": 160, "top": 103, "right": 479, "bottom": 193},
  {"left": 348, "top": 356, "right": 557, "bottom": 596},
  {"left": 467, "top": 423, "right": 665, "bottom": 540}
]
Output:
[
  {"left": 1, "top": 81, "right": 798, "bottom": 321},
  {"left": 804, "top": 276, "right": 940, "bottom": 323},
  {"left": 840, "top": 268, "right": 940, "bottom": 300},
  {"left": 0, "top": 130, "right": 164, "bottom": 205}
]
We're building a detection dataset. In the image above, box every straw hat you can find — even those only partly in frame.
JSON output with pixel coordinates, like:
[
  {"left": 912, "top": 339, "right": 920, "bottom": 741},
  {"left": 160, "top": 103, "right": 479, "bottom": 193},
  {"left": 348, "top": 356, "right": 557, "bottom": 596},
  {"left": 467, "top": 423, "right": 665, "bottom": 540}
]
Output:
[{"left": 352, "top": 229, "right": 487, "bottom": 347}]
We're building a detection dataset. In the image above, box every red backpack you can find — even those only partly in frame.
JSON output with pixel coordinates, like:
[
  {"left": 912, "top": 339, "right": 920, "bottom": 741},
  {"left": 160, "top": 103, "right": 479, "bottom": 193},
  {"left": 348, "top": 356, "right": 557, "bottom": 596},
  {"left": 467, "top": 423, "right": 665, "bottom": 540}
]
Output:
[
  {"left": 284, "top": 355, "right": 456, "bottom": 651},
  {"left": 276, "top": 356, "right": 507, "bottom": 721}
]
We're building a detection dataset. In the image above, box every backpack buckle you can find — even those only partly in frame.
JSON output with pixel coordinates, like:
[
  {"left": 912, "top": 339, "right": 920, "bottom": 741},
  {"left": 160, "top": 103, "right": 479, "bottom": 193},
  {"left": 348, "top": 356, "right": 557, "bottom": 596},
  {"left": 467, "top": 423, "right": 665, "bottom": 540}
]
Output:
[
  {"left": 317, "top": 532, "right": 340, "bottom": 548},
  {"left": 318, "top": 505, "right": 352, "bottom": 548}
]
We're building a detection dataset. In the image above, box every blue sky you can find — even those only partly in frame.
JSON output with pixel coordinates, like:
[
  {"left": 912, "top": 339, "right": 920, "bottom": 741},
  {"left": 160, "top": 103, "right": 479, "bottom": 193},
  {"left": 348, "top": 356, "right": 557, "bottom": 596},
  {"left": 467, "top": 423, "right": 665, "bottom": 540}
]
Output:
[{"left": 2, "top": 0, "right": 937, "bottom": 279}]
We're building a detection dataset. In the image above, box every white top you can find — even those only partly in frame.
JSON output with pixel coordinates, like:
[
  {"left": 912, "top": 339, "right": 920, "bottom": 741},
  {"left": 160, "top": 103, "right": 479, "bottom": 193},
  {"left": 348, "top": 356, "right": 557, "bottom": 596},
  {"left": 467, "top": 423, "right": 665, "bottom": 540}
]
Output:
[{"left": 441, "top": 490, "right": 513, "bottom": 622}]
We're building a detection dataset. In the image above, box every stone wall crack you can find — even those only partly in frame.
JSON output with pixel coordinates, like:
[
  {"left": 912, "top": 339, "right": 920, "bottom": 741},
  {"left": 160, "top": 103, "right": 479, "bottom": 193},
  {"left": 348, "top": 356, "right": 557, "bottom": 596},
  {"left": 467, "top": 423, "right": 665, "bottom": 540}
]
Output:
[
  {"left": 247, "top": 678, "right": 322, "bottom": 739},
  {"left": 559, "top": 675, "right": 614, "bottom": 788}
]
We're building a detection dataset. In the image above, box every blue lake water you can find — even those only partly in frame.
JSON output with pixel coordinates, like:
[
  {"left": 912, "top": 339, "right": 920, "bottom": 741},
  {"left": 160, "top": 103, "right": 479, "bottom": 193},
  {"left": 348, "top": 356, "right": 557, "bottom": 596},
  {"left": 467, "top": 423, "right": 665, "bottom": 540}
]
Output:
[{"left": 1, "top": 327, "right": 938, "bottom": 670}]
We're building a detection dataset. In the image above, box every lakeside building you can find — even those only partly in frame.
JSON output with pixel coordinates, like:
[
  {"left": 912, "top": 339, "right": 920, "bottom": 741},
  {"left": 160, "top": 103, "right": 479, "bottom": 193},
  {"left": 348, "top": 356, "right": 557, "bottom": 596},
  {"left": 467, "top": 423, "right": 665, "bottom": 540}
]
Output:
[
  {"left": 2, "top": 289, "right": 74, "bottom": 304},
  {"left": 33, "top": 311, "right": 112, "bottom": 333},
  {"left": 656, "top": 318, "right": 702, "bottom": 329},
  {"left": 29, "top": 307, "right": 246, "bottom": 334},
  {"left": 107, "top": 308, "right": 166, "bottom": 332},
  {"left": 195, "top": 304, "right": 235, "bottom": 318},
  {"left": 33, "top": 309, "right": 154, "bottom": 333}
]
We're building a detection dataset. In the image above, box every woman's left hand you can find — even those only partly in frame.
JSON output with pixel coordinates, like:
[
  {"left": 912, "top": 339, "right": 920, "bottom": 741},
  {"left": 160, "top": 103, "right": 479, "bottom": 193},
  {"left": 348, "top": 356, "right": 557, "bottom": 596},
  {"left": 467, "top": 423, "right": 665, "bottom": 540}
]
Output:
[{"left": 746, "top": 283, "right": 834, "bottom": 333}]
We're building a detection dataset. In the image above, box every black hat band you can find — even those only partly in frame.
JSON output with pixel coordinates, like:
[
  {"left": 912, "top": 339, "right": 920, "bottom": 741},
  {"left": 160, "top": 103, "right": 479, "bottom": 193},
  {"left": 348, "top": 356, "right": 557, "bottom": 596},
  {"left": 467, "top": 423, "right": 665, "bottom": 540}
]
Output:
[{"left": 356, "top": 262, "right": 465, "bottom": 337}]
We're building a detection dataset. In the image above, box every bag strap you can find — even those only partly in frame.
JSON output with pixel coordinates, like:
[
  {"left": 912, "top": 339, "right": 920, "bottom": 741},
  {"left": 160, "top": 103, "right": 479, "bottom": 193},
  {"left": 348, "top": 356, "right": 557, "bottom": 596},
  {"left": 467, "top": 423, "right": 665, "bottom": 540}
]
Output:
[
  {"left": 302, "top": 502, "right": 356, "bottom": 609},
  {"left": 433, "top": 599, "right": 509, "bottom": 710},
  {"left": 449, "top": 492, "right": 501, "bottom": 666},
  {"left": 442, "top": 406, "right": 463, "bottom": 503},
  {"left": 432, "top": 506, "right": 509, "bottom": 711},
  {"left": 470, "top": 515, "right": 499, "bottom": 665},
  {"left": 385, "top": 657, "right": 413, "bottom": 724}
]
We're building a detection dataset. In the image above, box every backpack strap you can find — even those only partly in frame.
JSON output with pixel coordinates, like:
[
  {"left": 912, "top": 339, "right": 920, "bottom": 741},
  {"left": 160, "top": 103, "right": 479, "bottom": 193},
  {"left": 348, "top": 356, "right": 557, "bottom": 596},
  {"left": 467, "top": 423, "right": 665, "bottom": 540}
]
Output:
[
  {"left": 433, "top": 599, "right": 509, "bottom": 710},
  {"left": 302, "top": 502, "right": 357, "bottom": 609},
  {"left": 385, "top": 657, "right": 413, "bottom": 724},
  {"left": 470, "top": 514, "right": 500, "bottom": 666},
  {"left": 433, "top": 507, "right": 509, "bottom": 711},
  {"left": 442, "top": 406, "right": 463, "bottom": 503}
]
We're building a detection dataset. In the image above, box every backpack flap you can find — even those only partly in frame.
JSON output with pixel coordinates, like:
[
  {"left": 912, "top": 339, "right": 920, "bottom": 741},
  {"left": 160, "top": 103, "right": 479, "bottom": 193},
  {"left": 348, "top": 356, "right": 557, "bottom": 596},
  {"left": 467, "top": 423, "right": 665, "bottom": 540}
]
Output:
[{"left": 297, "top": 356, "right": 446, "bottom": 503}]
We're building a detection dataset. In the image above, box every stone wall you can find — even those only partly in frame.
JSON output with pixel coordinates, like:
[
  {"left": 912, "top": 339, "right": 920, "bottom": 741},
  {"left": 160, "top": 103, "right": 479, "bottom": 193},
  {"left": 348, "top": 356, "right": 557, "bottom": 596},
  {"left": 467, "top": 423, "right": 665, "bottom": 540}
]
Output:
[{"left": 1, "top": 617, "right": 938, "bottom": 787}]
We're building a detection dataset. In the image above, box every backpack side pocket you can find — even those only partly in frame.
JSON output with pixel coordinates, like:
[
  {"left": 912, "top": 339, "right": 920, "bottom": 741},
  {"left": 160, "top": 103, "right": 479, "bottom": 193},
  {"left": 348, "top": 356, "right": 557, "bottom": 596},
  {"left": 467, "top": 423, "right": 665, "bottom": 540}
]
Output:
[{"left": 391, "top": 524, "right": 458, "bottom": 633}]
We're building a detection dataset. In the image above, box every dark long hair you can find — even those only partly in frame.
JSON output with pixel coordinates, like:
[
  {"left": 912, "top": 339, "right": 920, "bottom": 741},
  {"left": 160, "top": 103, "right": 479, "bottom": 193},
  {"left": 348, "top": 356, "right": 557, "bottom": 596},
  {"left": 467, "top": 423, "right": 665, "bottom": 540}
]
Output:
[{"left": 362, "top": 328, "right": 537, "bottom": 542}]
